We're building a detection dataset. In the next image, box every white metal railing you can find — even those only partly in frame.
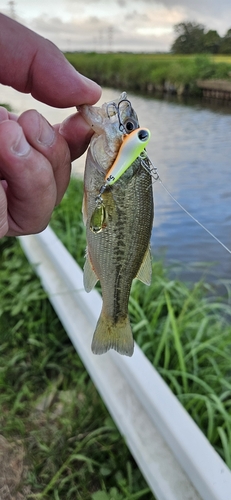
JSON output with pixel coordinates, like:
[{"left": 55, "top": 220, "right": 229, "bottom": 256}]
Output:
[{"left": 20, "top": 226, "right": 231, "bottom": 500}]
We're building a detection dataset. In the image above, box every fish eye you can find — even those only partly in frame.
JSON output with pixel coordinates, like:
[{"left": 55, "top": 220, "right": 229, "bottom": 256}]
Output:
[{"left": 123, "top": 118, "right": 137, "bottom": 133}]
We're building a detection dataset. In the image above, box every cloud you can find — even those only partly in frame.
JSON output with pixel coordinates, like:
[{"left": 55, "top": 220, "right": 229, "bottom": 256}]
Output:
[
  {"left": 156, "top": 0, "right": 231, "bottom": 35},
  {"left": 27, "top": 1, "right": 184, "bottom": 52},
  {"left": 4, "top": 0, "right": 231, "bottom": 53},
  {"left": 29, "top": 13, "right": 173, "bottom": 52}
]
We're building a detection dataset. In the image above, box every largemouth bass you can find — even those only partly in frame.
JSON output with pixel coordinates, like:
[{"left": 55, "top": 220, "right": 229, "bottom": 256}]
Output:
[{"left": 78, "top": 92, "right": 154, "bottom": 356}]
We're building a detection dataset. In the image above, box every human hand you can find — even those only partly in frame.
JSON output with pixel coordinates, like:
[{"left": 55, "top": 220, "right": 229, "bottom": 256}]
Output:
[{"left": 0, "top": 14, "right": 102, "bottom": 238}]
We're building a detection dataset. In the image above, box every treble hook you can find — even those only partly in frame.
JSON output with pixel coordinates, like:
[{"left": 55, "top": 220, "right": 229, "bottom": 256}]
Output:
[
  {"left": 117, "top": 98, "right": 132, "bottom": 134},
  {"left": 139, "top": 151, "right": 160, "bottom": 181},
  {"left": 106, "top": 97, "right": 133, "bottom": 135},
  {"left": 106, "top": 101, "right": 118, "bottom": 119}
]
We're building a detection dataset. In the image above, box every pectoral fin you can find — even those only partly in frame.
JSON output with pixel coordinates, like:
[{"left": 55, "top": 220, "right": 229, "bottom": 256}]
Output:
[
  {"left": 83, "top": 252, "right": 99, "bottom": 292},
  {"left": 135, "top": 247, "right": 152, "bottom": 285}
]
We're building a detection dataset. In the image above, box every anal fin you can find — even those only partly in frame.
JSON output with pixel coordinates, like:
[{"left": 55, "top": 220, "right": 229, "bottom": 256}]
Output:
[{"left": 83, "top": 252, "right": 99, "bottom": 292}]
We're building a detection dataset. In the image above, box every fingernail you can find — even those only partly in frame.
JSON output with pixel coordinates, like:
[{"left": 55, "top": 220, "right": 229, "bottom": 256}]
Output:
[
  {"left": 11, "top": 128, "right": 31, "bottom": 156},
  {"left": 81, "top": 74, "right": 102, "bottom": 92},
  {"left": 37, "top": 116, "right": 55, "bottom": 146}
]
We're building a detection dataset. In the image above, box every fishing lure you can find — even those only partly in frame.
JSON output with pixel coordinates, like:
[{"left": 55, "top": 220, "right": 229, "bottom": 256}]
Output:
[
  {"left": 90, "top": 127, "right": 151, "bottom": 234},
  {"left": 105, "top": 127, "right": 151, "bottom": 186}
]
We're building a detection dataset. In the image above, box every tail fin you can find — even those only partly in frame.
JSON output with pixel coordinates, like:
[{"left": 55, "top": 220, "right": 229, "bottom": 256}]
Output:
[{"left": 91, "top": 312, "right": 134, "bottom": 357}]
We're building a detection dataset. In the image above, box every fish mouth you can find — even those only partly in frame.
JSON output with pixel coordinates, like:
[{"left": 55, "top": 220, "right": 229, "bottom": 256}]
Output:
[
  {"left": 105, "top": 92, "right": 139, "bottom": 134},
  {"left": 78, "top": 92, "right": 139, "bottom": 135}
]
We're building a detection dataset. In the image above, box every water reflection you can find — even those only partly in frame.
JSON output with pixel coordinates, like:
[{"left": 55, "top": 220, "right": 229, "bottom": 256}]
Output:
[{"left": 1, "top": 84, "right": 231, "bottom": 283}]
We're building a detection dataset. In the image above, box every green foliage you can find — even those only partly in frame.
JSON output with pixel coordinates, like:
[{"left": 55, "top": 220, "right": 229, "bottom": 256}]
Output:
[
  {"left": 52, "top": 178, "right": 231, "bottom": 467},
  {"left": 0, "top": 102, "right": 12, "bottom": 111},
  {"left": 0, "top": 234, "right": 152, "bottom": 499},
  {"left": 220, "top": 29, "right": 231, "bottom": 54},
  {"left": 204, "top": 30, "right": 221, "bottom": 54},
  {"left": 91, "top": 485, "right": 150, "bottom": 500},
  {"left": 129, "top": 271, "right": 231, "bottom": 466},
  {"left": 171, "top": 22, "right": 206, "bottom": 54},
  {"left": 171, "top": 21, "right": 231, "bottom": 55},
  {"left": 65, "top": 52, "right": 231, "bottom": 97},
  {"left": 1, "top": 177, "right": 231, "bottom": 498}
]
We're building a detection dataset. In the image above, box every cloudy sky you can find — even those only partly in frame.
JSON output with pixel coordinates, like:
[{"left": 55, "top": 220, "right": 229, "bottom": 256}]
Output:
[{"left": 1, "top": 0, "right": 231, "bottom": 52}]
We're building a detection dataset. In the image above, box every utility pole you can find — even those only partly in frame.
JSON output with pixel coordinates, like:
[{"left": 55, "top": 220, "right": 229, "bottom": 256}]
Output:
[
  {"left": 108, "top": 26, "right": 114, "bottom": 52},
  {"left": 8, "top": 1, "right": 16, "bottom": 19}
]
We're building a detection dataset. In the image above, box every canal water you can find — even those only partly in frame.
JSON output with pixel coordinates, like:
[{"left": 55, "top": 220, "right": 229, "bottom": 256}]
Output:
[{"left": 1, "top": 84, "right": 231, "bottom": 284}]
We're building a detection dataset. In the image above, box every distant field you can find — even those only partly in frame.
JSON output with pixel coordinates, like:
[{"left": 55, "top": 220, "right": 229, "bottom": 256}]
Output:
[
  {"left": 213, "top": 55, "right": 231, "bottom": 63},
  {"left": 65, "top": 52, "right": 231, "bottom": 96}
]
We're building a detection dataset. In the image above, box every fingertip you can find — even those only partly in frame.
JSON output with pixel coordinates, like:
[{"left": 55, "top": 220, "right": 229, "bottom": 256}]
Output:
[
  {"left": 0, "top": 119, "right": 31, "bottom": 158},
  {"left": 11, "top": 127, "right": 31, "bottom": 156},
  {"left": 0, "top": 106, "right": 18, "bottom": 124},
  {"left": 76, "top": 73, "right": 102, "bottom": 104},
  {"left": 59, "top": 111, "right": 93, "bottom": 135},
  {"left": 0, "top": 183, "right": 8, "bottom": 238},
  {"left": 58, "top": 112, "right": 93, "bottom": 161},
  {"left": 0, "top": 106, "right": 10, "bottom": 122},
  {"left": 32, "top": 45, "right": 102, "bottom": 107}
]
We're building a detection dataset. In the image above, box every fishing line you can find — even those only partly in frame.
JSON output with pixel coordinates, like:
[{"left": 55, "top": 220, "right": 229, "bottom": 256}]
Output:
[
  {"left": 144, "top": 155, "right": 231, "bottom": 256},
  {"left": 157, "top": 179, "right": 231, "bottom": 255}
]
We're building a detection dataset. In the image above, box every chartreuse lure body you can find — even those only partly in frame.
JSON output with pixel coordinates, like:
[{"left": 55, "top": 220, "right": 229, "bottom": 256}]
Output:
[
  {"left": 90, "top": 127, "right": 151, "bottom": 234},
  {"left": 105, "top": 127, "right": 151, "bottom": 186}
]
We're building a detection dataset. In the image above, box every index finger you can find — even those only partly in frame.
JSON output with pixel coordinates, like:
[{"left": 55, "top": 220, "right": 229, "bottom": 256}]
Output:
[{"left": 0, "top": 14, "right": 102, "bottom": 108}]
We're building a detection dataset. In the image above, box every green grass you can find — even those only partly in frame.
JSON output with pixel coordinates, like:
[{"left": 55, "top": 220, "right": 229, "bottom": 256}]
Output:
[
  {"left": 0, "top": 102, "right": 12, "bottom": 111},
  {"left": 0, "top": 233, "right": 152, "bottom": 499},
  {"left": 51, "top": 178, "right": 231, "bottom": 467},
  {"left": 1, "top": 177, "right": 231, "bottom": 497},
  {"left": 130, "top": 274, "right": 231, "bottom": 465},
  {"left": 65, "top": 52, "right": 231, "bottom": 96}
]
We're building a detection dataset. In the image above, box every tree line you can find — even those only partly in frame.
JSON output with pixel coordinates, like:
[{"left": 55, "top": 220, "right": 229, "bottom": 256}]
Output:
[{"left": 171, "top": 22, "right": 231, "bottom": 54}]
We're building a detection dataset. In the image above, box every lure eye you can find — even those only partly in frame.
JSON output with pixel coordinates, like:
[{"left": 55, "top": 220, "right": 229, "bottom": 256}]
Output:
[
  {"left": 138, "top": 129, "right": 150, "bottom": 142},
  {"left": 123, "top": 118, "right": 137, "bottom": 133}
]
